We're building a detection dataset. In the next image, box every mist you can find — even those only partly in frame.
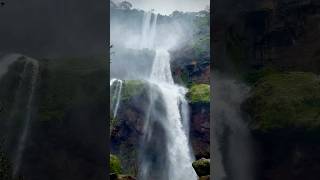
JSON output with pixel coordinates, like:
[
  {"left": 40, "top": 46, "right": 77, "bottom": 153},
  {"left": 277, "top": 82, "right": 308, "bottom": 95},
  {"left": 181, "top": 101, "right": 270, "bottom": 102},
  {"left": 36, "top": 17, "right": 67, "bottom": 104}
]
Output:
[
  {"left": 110, "top": 2, "right": 206, "bottom": 80},
  {"left": 213, "top": 72, "right": 256, "bottom": 180}
]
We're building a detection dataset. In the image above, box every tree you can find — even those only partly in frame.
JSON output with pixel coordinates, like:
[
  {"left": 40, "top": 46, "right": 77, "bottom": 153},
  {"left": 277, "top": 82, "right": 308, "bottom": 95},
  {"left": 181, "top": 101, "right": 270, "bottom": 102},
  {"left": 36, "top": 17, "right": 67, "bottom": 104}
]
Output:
[{"left": 119, "top": 1, "right": 132, "bottom": 10}]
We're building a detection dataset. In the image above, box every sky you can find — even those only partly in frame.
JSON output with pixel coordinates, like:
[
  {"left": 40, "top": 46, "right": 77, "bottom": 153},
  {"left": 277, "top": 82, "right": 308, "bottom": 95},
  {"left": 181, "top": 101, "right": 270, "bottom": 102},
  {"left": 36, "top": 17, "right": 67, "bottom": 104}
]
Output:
[{"left": 116, "top": 0, "right": 210, "bottom": 15}]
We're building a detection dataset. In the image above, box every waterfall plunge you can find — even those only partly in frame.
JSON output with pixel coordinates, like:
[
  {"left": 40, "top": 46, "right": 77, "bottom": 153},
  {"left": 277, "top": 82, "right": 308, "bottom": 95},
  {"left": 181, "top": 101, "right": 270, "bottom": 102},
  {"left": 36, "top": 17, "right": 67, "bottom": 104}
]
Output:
[
  {"left": 13, "top": 58, "right": 39, "bottom": 177},
  {"left": 140, "top": 49, "right": 197, "bottom": 180},
  {"left": 110, "top": 10, "right": 197, "bottom": 179}
]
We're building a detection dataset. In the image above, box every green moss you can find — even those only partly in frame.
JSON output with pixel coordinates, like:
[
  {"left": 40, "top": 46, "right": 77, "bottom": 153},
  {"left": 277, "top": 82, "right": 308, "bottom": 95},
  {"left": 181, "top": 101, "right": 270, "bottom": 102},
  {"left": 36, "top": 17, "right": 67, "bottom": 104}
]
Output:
[
  {"left": 246, "top": 72, "right": 320, "bottom": 132},
  {"left": 121, "top": 80, "right": 146, "bottom": 100},
  {"left": 243, "top": 67, "right": 280, "bottom": 85},
  {"left": 38, "top": 57, "right": 107, "bottom": 122},
  {"left": 192, "top": 158, "right": 210, "bottom": 177},
  {"left": 110, "top": 154, "right": 122, "bottom": 174},
  {"left": 187, "top": 84, "right": 210, "bottom": 103}
]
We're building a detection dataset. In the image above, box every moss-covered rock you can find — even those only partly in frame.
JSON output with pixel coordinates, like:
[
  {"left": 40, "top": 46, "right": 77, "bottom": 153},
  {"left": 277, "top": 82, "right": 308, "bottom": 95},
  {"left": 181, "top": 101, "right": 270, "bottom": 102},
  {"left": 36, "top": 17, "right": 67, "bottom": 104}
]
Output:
[
  {"left": 121, "top": 80, "right": 146, "bottom": 101},
  {"left": 245, "top": 72, "right": 320, "bottom": 133},
  {"left": 110, "top": 154, "right": 122, "bottom": 174},
  {"left": 192, "top": 158, "right": 210, "bottom": 177},
  {"left": 187, "top": 84, "right": 210, "bottom": 103}
]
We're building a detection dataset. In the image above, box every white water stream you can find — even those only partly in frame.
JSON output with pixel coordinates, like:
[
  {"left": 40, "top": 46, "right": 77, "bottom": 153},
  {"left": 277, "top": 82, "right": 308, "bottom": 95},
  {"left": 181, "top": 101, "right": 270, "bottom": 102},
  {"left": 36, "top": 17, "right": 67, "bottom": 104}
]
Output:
[
  {"left": 110, "top": 10, "right": 197, "bottom": 179},
  {"left": 0, "top": 54, "right": 39, "bottom": 177}
]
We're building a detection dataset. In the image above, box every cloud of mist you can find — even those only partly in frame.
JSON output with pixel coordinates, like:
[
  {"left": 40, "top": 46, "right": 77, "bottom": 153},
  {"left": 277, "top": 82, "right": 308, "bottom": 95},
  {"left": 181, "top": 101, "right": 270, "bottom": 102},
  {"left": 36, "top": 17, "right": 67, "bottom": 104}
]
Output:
[{"left": 110, "top": 6, "right": 205, "bottom": 80}]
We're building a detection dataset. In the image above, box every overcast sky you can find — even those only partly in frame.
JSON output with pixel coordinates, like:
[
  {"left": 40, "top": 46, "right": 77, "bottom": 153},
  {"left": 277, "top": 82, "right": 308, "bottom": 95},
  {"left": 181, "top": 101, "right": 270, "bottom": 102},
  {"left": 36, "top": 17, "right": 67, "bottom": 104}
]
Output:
[{"left": 116, "top": 0, "right": 209, "bottom": 15}]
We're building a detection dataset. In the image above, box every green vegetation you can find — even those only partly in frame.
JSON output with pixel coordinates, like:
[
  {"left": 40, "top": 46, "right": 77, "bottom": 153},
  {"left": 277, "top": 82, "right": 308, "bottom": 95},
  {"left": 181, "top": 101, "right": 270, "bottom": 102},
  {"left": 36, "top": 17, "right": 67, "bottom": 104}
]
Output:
[
  {"left": 38, "top": 57, "right": 107, "bottom": 122},
  {"left": 243, "top": 67, "right": 280, "bottom": 85},
  {"left": 192, "top": 158, "right": 210, "bottom": 177},
  {"left": 121, "top": 80, "right": 146, "bottom": 100},
  {"left": 187, "top": 84, "right": 210, "bottom": 103},
  {"left": 110, "top": 154, "right": 122, "bottom": 174},
  {"left": 245, "top": 72, "right": 320, "bottom": 132}
]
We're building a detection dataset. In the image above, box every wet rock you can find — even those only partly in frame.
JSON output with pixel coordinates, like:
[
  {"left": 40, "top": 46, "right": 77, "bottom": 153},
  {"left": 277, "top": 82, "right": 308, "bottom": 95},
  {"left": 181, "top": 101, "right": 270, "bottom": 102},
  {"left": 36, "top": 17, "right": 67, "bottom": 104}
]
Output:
[
  {"left": 199, "top": 175, "right": 210, "bottom": 180},
  {"left": 192, "top": 158, "right": 210, "bottom": 177}
]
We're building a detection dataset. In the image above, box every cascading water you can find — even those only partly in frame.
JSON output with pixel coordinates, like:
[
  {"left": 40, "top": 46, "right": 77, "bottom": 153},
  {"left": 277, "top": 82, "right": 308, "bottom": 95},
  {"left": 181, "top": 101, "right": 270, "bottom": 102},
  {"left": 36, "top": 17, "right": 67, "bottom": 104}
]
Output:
[
  {"left": 139, "top": 49, "right": 197, "bottom": 180},
  {"left": 12, "top": 57, "right": 39, "bottom": 177},
  {"left": 213, "top": 74, "right": 255, "bottom": 180},
  {"left": 110, "top": 10, "right": 197, "bottom": 179},
  {"left": 0, "top": 54, "right": 39, "bottom": 177},
  {"left": 110, "top": 78, "right": 123, "bottom": 118},
  {"left": 140, "top": 11, "right": 158, "bottom": 49}
]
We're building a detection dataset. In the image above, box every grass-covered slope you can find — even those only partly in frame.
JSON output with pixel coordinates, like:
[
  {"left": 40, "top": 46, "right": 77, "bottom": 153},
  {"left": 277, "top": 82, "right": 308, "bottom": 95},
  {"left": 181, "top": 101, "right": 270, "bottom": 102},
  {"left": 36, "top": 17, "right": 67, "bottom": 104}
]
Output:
[{"left": 245, "top": 72, "right": 320, "bottom": 132}]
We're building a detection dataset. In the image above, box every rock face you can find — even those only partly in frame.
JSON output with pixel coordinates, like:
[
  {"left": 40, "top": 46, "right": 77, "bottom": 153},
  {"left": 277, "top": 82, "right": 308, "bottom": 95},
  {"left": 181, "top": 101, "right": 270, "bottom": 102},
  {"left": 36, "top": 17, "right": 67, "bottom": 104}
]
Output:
[
  {"left": 110, "top": 81, "right": 149, "bottom": 175},
  {"left": 214, "top": 0, "right": 320, "bottom": 74},
  {"left": 243, "top": 71, "right": 320, "bottom": 180},
  {"left": 192, "top": 158, "right": 210, "bottom": 177},
  {"left": 190, "top": 102, "right": 210, "bottom": 159},
  {"left": 110, "top": 80, "right": 211, "bottom": 175}
]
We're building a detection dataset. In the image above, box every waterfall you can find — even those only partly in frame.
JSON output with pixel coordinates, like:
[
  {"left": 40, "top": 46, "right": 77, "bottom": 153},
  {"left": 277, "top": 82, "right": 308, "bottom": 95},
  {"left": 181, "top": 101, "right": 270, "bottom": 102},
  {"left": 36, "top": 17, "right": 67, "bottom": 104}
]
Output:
[
  {"left": 139, "top": 49, "right": 197, "bottom": 180},
  {"left": 12, "top": 57, "right": 39, "bottom": 177},
  {"left": 0, "top": 54, "right": 22, "bottom": 78},
  {"left": 140, "top": 11, "right": 158, "bottom": 49},
  {"left": 0, "top": 54, "right": 39, "bottom": 177},
  {"left": 110, "top": 78, "right": 123, "bottom": 118},
  {"left": 110, "top": 9, "right": 197, "bottom": 179}
]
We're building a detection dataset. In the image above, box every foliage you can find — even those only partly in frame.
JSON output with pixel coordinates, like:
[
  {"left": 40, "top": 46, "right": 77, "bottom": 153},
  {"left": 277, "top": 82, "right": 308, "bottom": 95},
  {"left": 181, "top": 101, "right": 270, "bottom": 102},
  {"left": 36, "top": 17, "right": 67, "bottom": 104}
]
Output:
[
  {"left": 110, "top": 154, "right": 122, "bottom": 174},
  {"left": 187, "top": 84, "right": 210, "bottom": 103},
  {"left": 192, "top": 10, "right": 210, "bottom": 57},
  {"left": 245, "top": 72, "right": 320, "bottom": 132},
  {"left": 121, "top": 80, "right": 146, "bottom": 101},
  {"left": 243, "top": 67, "right": 280, "bottom": 85},
  {"left": 38, "top": 57, "right": 107, "bottom": 122}
]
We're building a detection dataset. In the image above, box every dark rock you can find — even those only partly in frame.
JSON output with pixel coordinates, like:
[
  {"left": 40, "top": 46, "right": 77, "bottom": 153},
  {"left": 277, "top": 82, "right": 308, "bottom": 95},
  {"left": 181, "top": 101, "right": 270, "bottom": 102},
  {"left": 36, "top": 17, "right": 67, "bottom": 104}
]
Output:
[
  {"left": 192, "top": 158, "right": 210, "bottom": 177},
  {"left": 190, "top": 102, "right": 210, "bottom": 159},
  {"left": 199, "top": 175, "right": 210, "bottom": 180},
  {"left": 110, "top": 173, "right": 118, "bottom": 180}
]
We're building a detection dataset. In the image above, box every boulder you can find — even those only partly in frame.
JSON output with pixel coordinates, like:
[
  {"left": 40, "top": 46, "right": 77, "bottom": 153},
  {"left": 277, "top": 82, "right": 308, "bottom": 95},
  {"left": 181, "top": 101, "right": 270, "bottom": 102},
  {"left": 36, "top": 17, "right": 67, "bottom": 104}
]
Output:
[{"left": 192, "top": 158, "right": 210, "bottom": 177}]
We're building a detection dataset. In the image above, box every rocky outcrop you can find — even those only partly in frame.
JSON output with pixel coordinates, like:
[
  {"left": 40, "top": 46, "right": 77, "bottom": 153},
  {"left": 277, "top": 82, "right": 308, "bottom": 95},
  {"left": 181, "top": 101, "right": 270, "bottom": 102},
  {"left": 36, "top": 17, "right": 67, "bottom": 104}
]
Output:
[
  {"left": 243, "top": 71, "right": 320, "bottom": 180},
  {"left": 110, "top": 80, "right": 211, "bottom": 175},
  {"left": 192, "top": 158, "right": 210, "bottom": 178}
]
